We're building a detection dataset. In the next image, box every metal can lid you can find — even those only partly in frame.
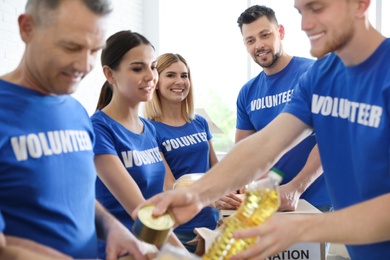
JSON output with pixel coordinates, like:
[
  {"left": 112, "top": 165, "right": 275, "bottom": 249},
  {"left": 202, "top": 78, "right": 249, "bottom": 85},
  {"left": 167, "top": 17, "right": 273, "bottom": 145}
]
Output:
[{"left": 138, "top": 205, "right": 174, "bottom": 231}]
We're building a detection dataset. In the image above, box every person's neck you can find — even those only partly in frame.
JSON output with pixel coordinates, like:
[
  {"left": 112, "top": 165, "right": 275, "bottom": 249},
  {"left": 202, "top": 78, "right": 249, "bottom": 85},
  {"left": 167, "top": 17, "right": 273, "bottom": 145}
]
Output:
[
  {"left": 102, "top": 101, "right": 143, "bottom": 133},
  {"left": 160, "top": 102, "right": 186, "bottom": 126},
  {"left": 1, "top": 58, "right": 51, "bottom": 95},
  {"left": 263, "top": 53, "right": 293, "bottom": 76},
  {"left": 336, "top": 24, "right": 385, "bottom": 66}
]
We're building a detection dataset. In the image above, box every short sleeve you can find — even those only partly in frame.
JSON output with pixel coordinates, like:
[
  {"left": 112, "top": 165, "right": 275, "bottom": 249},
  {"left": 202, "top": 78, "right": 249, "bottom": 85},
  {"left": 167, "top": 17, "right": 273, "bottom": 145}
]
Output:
[
  {"left": 236, "top": 87, "right": 256, "bottom": 130},
  {"left": 283, "top": 70, "right": 314, "bottom": 128},
  {"left": 91, "top": 116, "right": 118, "bottom": 155},
  {"left": 196, "top": 114, "right": 213, "bottom": 140}
]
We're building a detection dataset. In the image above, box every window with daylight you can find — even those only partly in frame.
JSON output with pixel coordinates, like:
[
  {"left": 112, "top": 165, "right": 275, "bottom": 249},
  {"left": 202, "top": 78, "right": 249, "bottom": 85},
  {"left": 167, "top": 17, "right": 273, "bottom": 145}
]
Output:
[{"left": 151, "top": 0, "right": 385, "bottom": 153}]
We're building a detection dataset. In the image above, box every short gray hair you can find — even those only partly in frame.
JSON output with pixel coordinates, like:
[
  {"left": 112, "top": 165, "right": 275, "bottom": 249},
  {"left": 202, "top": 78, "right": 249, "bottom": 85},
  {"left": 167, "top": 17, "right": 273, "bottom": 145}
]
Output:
[{"left": 26, "top": 0, "right": 113, "bottom": 26}]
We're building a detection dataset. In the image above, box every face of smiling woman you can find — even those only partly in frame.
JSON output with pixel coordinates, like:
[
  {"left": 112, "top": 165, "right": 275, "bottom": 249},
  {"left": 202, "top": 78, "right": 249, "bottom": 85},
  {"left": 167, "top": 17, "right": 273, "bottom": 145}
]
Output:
[
  {"left": 109, "top": 44, "right": 158, "bottom": 105},
  {"left": 156, "top": 61, "right": 190, "bottom": 105}
]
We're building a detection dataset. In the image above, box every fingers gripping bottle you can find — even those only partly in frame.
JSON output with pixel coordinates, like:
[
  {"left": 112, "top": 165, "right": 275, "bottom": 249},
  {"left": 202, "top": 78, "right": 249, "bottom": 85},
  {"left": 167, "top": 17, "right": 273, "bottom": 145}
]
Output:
[{"left": 202, "top": 168, "right": 283, "bottom": 260}]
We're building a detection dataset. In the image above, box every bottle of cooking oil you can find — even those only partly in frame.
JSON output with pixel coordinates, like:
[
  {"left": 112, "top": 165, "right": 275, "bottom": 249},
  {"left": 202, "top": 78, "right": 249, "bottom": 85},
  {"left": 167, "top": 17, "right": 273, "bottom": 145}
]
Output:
[{"left": 202, "top": 168, "right": 283, "bottom": 260}]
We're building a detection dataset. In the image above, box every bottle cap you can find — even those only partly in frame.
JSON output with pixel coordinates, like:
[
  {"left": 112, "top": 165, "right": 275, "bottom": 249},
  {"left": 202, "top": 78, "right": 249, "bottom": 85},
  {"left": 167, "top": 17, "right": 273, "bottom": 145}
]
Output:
[{"left": 269, "top": 168, "right": 284, "bottom": 183}]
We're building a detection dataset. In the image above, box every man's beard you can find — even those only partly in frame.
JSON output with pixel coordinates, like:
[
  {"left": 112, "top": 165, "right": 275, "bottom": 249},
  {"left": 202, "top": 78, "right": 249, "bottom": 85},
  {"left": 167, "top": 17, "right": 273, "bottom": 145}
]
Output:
[{"left": 254, "top": 51, "right": 281, "bottom": 69}]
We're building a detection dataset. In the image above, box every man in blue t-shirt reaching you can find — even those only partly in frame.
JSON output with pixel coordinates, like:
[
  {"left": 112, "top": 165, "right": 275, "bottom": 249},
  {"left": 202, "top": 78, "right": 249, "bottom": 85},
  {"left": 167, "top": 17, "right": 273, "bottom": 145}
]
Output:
[{"left": 136, "top": 0, "right": 390, "bottom": 259}]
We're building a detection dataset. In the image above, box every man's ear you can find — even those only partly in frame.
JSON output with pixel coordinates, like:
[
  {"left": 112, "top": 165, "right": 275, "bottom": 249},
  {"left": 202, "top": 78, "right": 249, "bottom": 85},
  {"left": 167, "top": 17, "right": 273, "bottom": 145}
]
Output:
[
  {"left": 18, "top": 14, "right": 35, "bottom": 43},
  {"left": 355, "top": 0, "right": 370, "bottom": 19},
  {"left": 278, "top": 24, "right": 286, "bottom": 40}
]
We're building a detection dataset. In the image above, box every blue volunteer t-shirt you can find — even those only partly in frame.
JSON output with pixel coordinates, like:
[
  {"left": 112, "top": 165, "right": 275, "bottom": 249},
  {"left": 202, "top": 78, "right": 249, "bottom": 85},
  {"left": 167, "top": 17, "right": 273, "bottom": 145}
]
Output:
[
  {"left": 91, "top": 110, "right": 166, "bottom": 231},
  {"left": 236, "top": 56, "right": 331, "bottom": 207},
  {"left": 0, "top": 80, "right": 98, "bottom": 258},
  {"left": 283, "top": 39, "right": 390, "bottom": 259},
  {"left": 150, "top": 115, "right": 219, "bottom": 232}
]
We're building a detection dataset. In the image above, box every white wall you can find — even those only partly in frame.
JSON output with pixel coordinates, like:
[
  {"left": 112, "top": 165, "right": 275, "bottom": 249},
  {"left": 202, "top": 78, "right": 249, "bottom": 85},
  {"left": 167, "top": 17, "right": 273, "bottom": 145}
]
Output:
[
  {"left": 0, "top": 0, "right": 145, "bottom": 116},
  {"left": 156, "top": 0, "right": 248, "bottom": 112},
  {"left": 0, "top": 1, "right": 25, "bottom": 74}
]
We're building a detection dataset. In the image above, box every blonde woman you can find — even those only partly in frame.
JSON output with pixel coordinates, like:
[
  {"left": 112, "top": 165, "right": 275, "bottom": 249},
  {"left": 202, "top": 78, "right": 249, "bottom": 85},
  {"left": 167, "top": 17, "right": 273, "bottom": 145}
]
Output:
[{"left": 144, "top": 53, "right": 241, "bottom": 252}]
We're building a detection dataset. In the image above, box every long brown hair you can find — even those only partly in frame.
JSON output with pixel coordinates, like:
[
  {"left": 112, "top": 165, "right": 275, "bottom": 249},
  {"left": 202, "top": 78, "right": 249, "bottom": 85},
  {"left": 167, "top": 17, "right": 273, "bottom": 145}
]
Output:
[{"left": 95, "top": 30, "right": 154, "bottom": 111}]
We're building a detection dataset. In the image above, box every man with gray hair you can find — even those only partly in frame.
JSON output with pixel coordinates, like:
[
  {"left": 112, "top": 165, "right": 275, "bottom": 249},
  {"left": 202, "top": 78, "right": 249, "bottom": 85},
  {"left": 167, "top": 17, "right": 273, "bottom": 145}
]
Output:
[{"left": 0, "top": 0, "right": 148, "bottom": 259}]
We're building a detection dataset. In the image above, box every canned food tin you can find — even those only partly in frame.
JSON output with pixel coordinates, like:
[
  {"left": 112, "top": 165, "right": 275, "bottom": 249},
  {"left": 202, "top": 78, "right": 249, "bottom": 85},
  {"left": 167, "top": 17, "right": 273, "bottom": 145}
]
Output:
[{"left": 133, "top": 205, "right": 174, "bottom": 247}]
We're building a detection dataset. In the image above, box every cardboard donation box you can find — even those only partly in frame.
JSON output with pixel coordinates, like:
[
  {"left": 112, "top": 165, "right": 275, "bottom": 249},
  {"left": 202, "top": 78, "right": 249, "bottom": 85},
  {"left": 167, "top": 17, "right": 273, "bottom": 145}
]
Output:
[{"left": 192, "top": 199, "right": 325, "bottom": 260}]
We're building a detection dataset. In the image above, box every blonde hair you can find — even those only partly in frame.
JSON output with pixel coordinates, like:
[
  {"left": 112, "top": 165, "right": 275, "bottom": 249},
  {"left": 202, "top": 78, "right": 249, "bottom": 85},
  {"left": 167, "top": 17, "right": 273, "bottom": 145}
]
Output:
[{"left": 144, "top": 53, "right": 195, "bottom": 122}]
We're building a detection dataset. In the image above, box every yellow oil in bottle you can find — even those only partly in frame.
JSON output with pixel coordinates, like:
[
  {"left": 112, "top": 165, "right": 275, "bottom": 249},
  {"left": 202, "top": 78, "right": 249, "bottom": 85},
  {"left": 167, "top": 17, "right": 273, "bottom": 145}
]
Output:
[{"left": 203, "top": 174, "right": 281, "bottom": 260}]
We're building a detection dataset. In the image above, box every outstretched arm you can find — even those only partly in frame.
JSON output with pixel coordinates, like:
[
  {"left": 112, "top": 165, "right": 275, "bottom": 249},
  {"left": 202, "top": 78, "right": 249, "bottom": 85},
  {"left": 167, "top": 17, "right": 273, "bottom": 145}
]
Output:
[
  {"left": 0, "top": 245, "right": 67, "bottom": 260},
  {"left": 95, "top": 200, "right": 149, "bottom": 260},
  {"left": 4, "top": 235, "right": 71, "bottom": 260},
  {"left": 189, "top": 113, "right": 312, "bottom": 210},
  {"left": 94, "top": 154, "right": 185, "bottom": 251},
  {"left": 133, "top": 113, "right": 312, "bottom": 226},
  {"left": 235, "top": 129, "right": 256, "bottom": 143},
  {"left": 209, "top": 138, "right": 243, "bottom": 210},
  {"left": 278, "top": 144, "right": 323, "bottom": 211}
]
